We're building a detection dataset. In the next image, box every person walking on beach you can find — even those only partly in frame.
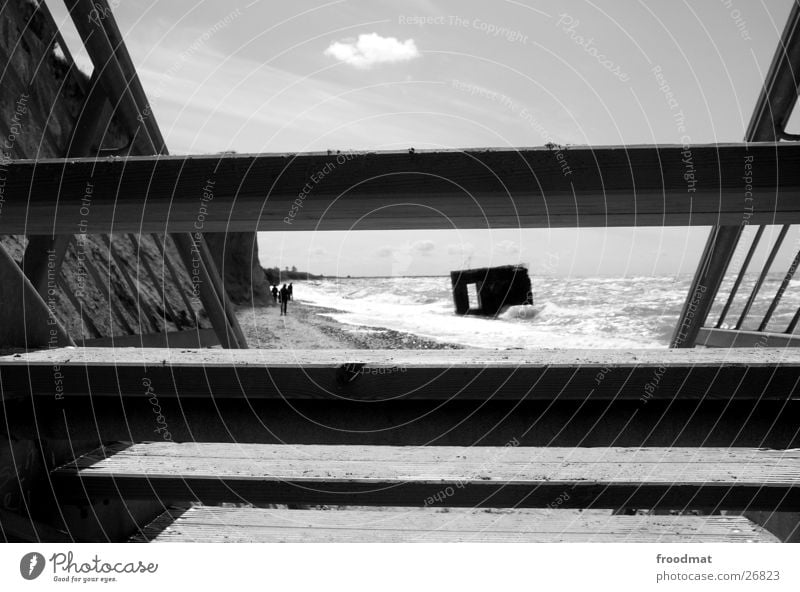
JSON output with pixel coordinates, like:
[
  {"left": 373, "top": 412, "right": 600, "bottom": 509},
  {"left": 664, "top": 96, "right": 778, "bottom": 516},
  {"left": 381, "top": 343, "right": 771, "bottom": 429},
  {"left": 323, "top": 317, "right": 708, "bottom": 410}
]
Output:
[
  {"left": 279, "top": 284, "right": 289, "bottom": 315},
  {"left": 288, "top": 283, "right": 293, "bottom": 301},
  {"left": 271, "top": 285, "right": 278, "bottom": 303}
]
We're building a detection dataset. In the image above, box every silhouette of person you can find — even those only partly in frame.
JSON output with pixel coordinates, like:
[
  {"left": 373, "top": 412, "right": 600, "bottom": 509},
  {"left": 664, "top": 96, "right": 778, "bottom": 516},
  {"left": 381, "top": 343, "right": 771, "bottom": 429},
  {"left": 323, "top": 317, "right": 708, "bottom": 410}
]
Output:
[
  {"left": 279, "top": 284, "right": 289, "bottom": 315},
  {"left": 271, "top": 285, "right": 278, "bottom": 303},
  {"left": 288, "top": 283, "right": 293, "bottom": 301}
]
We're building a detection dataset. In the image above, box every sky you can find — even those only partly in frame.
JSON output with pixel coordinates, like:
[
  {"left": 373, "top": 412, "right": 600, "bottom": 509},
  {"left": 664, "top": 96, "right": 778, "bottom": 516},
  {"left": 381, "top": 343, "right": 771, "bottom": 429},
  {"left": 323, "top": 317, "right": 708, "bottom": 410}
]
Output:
[{"left": 49, "top": 0, "right": 798, "bottom": 277}]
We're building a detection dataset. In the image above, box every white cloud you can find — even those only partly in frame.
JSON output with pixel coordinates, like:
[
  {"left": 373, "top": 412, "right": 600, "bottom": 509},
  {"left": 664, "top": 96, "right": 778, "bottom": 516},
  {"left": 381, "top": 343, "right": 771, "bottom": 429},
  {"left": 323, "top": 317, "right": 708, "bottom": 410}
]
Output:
[
  {"left": 324, "top": 33, "right": 420, "bottom": 69},
  {"left": 377, "top": 246, "right": 395, "bottom": 258},
  {"left": 411, "top": 240, "right": 435, "bottom": 255}
]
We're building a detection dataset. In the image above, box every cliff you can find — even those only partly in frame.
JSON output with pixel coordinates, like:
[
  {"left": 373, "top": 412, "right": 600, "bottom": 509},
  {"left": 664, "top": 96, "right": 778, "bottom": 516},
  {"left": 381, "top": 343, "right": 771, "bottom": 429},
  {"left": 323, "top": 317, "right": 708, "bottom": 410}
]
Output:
[
  {"left": 0, "top": 0, "right": 268, "bottom": 342},
  {"left": 205, "top": 232, "right": 271, "bottom": 306}
]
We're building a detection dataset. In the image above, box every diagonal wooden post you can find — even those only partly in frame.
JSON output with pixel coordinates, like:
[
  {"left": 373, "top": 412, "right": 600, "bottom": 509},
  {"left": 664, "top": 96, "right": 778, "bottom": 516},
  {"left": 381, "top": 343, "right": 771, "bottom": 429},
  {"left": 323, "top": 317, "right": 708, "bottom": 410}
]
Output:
[
  {"left": 672, "top": 1, "right": 800, "bottom": 347},
  {"left": 0, "top": 244, "right": 73, "bottom": 348},
  {"left": 64, "top": 0, "right": 247, "bottom": 348}
]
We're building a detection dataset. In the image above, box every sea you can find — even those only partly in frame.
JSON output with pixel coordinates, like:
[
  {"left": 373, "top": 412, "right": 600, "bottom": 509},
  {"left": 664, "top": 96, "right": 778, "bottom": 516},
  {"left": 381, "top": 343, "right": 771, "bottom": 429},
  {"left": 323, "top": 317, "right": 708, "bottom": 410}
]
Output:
[{"left": 293, "top": 275, "right": 800, "bottom": 349}]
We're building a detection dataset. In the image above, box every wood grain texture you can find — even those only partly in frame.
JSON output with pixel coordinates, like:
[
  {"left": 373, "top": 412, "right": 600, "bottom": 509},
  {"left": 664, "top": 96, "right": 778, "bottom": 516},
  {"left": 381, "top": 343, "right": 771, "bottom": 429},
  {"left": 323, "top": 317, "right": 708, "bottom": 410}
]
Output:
[
  {"left": 131, "top": 505, "right": 779, "bottom": 543},
  {"left": 0, "top": 508, "right": 75, "bottom": 543},
  {"left": 5, "top": 143, "right": 800, "bottom": 234},
  {"left": 697, "top": 328, "right": 800, "bottom": 348},
  {"left": 53, "top": 442, "right": 800, "bottom": 511},
  {"left": 3, "top": 347, "right": 799, "bottom": 401}
]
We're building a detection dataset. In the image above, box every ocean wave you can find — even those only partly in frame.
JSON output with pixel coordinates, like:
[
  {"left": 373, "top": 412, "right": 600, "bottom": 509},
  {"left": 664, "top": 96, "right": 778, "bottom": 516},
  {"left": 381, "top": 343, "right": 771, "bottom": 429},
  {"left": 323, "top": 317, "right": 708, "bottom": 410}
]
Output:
[
  {"left": 296, "top": 278, "right": 674, "bottom": 349},
  {"left": 292, "top": 275, "right": 800, "bottom": 349}
]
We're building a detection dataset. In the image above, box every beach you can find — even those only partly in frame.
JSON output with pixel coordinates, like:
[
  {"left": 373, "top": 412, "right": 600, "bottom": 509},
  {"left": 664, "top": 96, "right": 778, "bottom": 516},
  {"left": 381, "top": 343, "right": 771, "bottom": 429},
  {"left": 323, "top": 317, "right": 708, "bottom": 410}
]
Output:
[
  {"left": 236, "top": 300, "right": 464, "bottom": 350},
  {"left": 236, "top": 274, "right": 800, "bottom": 350}
]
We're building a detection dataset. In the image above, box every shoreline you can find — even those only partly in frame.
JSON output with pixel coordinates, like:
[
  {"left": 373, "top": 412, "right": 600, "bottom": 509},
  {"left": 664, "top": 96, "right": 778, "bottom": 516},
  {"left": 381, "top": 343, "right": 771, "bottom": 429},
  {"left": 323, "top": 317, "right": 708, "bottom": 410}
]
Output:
[{"left": 236, "top": 300, "right": 464, "bottom": 350}]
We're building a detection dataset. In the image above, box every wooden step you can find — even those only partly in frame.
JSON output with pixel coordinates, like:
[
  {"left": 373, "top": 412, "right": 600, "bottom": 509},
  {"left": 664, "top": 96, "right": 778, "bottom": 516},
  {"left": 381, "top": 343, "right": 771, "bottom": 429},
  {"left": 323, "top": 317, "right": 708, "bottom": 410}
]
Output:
[
  {"left": 5, "top": 347, "right": 800, "bottom": 401},
  {"left": 131, "top": 506, "right": 780, "bottom": 543},
  {"left": 53, "top": 442, "right": 800, "bottom": 511}
]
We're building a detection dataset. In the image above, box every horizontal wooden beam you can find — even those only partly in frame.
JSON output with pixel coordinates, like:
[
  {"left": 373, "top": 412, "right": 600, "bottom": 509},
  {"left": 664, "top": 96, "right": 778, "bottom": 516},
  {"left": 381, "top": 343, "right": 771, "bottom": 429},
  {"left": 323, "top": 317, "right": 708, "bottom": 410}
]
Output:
[
  {"left": 697, "top": 327, "right": 800, "bottom": 348},
  {"left": 0, "top": 508, "right": 75, "bottom": 543},
  {"left": 5, "top": 143, "right": 800, "bottom": 233},
  {"left": 81, "top": 328, "right": 219, "bottom": 348},
  {"left": 133, "top": 505, "right": 779, "bottom": 543},
  {"left": 3, "top": 347, "right": 799, "bottom": 401},
  {"left": 54, "top": 442, "right": 800, "bottom": 510}
]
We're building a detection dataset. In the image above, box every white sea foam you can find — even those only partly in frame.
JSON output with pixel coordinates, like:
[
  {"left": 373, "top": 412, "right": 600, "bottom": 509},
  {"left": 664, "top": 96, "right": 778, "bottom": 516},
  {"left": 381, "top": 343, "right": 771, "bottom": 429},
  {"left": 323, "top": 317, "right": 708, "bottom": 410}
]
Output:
[{"left": 285, "top": 274, "right": 800, "bottom": 349}]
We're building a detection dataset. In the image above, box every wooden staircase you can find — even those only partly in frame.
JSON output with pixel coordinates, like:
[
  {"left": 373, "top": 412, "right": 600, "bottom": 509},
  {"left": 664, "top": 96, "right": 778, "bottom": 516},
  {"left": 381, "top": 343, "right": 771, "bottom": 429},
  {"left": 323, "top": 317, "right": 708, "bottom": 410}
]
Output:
[
  {"left": 51, "top": 441, "right": 793, "bottom": 542},
  {"left": 131, "top": 507, "right": 778, "bottom": 543},
  {"left": 15, "top": 346, "right": 793, "bottom": 543}
]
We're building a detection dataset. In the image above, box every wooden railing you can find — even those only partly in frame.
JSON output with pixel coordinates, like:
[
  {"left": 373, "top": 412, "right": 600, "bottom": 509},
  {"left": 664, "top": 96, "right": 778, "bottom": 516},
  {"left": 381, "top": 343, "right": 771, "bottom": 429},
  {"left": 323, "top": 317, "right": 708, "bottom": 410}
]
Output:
[{"left": 672, "top": 0, "right": 800, "bottom": 348}]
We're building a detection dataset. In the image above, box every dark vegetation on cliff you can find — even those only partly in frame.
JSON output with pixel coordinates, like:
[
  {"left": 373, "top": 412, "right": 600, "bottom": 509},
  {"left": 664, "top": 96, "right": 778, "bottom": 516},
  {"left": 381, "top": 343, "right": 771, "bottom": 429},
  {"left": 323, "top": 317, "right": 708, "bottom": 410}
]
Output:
[{"left": 263, "top": 266, "right": 325, "bottom": 286}]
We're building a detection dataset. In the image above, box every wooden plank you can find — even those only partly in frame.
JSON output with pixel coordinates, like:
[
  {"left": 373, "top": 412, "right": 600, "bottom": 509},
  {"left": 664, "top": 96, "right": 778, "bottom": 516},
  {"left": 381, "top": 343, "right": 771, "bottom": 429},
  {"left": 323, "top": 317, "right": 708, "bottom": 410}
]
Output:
[
  {"left": 21, "top": 235, "right": 71, "bottom": 297},
  {"left": 2, "top": 347, "right": 798, "bottom": 401},
  {"left": 81, "top": 328, "right": 219, "bottom": 348},
  {"left": 54, "top": 442, "right": 800, "bottom": 511},
  {"left": 132, "top": 506, "right": 779, "bottom": 543},
  {"left": 697, "top": 328, "right": 800, "bottom": 348},
  {"left": 0, "top": 508, "right": 75, "bottom": 543},
  {"left": 670, "top": 226, "right": 743, "bottom": 347},
  {"left": 64, "top": 0, "right": 163, "bottom": 155},
  {"left": 4, "top": 143, "right": 800, "bottom": 234},
  {"left": 745, "top": 0, "right": 800, "bottom": 143},
  {"left": 171, "top": 233, "right": 247, "bottom": 349},
  {"left": 0, "top": 244, "right": 74, "bottom": 348},
  {"left": 65, "top": 0, "right": 246, "bottom": 350}
]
